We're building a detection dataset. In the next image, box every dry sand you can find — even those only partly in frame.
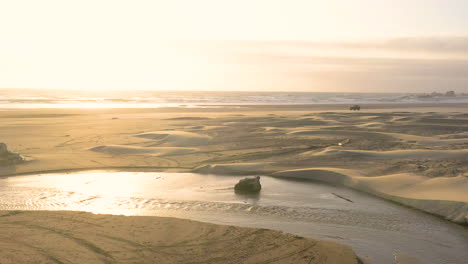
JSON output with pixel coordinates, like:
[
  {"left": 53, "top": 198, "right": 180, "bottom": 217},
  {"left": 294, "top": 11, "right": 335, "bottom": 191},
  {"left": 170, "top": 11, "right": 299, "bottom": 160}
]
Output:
[{"left": 0, "top": 210, "right": 359, "bottom": 264}]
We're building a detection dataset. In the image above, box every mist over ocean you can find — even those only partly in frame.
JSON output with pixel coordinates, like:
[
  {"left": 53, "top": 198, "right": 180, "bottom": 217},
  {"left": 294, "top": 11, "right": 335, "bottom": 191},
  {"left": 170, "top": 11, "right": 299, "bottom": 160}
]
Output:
[{"left": 1, "top": 89, "right": 467, "bottom": 108}]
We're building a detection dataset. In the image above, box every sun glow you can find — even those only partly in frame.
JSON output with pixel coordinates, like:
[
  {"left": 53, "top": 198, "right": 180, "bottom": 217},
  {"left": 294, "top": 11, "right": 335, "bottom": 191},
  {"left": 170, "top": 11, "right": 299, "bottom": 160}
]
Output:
[{"left": 1, "top": 0, "right": 468, "bottom": 92}]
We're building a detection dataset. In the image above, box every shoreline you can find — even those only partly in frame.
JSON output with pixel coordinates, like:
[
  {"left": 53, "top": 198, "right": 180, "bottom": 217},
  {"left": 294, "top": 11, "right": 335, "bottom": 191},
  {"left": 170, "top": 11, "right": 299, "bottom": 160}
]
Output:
[{"left": 1, "top": 102, "right": 467, "bottom": 113}]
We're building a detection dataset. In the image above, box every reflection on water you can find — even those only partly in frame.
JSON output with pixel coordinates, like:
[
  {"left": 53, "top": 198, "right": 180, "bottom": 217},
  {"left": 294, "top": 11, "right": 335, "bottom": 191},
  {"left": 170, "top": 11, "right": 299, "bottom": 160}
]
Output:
[{"left": 1, "top": 171, "right": 467, "bottom": 264}]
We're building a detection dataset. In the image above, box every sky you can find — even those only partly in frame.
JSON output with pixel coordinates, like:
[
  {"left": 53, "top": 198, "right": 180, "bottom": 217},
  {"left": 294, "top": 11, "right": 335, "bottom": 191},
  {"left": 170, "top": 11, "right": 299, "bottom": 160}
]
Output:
[{"left": 1, "top": 0, "right": 468, "bottom": 92}]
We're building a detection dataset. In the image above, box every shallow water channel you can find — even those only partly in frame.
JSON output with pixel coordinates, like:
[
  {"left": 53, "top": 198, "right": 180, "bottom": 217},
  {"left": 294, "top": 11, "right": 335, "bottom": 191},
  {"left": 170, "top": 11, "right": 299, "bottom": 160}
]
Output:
[{"left": 0, "top": 171, "right": 467, "bottom": 264}]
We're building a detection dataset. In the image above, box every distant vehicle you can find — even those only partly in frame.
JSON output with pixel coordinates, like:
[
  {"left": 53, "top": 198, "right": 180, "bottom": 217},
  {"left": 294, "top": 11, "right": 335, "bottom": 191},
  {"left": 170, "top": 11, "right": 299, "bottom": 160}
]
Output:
[{"left": 350, "top": 105, "right": 361, "bottom": 111}]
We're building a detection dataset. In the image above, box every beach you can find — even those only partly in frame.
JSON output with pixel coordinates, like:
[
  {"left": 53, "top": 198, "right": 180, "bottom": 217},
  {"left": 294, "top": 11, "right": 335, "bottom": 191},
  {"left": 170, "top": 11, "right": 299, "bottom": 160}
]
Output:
[
  {"left": 3, "top": 0, "right": 468, "bottom": 262},
  {"left": 1, "top": 103, "right": 468, "bottom": 263}
]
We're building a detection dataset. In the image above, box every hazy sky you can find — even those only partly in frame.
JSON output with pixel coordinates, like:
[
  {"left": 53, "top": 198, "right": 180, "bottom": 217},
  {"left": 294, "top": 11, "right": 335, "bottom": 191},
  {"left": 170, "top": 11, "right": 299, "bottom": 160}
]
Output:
[{"left": 1, "top": 0, "right": 468, "bottom": 92}]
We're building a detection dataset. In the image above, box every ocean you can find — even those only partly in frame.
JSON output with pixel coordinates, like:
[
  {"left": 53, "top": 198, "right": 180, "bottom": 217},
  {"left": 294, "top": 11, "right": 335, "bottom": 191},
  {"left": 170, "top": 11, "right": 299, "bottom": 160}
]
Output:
[{"left": 1, "top": 89, "right": 467, "bottom": 108}]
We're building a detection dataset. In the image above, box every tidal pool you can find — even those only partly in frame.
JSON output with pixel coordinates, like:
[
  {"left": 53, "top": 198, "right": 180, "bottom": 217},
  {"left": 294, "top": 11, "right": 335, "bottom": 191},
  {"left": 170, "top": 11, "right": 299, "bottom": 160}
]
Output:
[{"left": 0, "top": 171, "right": 467, "bottom": 264}]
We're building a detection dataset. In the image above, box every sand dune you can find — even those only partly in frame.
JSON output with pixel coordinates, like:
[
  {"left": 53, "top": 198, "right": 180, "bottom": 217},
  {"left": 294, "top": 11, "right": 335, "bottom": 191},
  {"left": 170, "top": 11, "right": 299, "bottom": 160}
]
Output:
[
  {"left": 440, "top": 132, "right": 468, "bottom": 139},
  {"left": 134, "top": 131, "right": 211, "bottom": 147},
  {"left": 307, "top": 147, "right": 468, "bottom": 160},
  {"left": 273, "top": 168, "right": 468, "bottom": 224},
  {"left": 187, "top": 125, "right": 225, "bottom": 130},
  {"left": 164, "top": 116, "right": 211, "bottom": 120},
  {"left": 261, "top": 127, "right": 288, "bottom": 133},
  {"left": 355, "top": 122, "right": 385, "bottom": 128},
  {"left": 0, "top": 211, "right": 359, "bottom": 264},
  {"left": 354, "top": 174, "right": 468, "bottom": 224},
  {"left": 195, "top": 163, "right": 272, "bottom": 175},
  {"left": 89, "top": 145, "right": 197, "bottom": 156},
  {"left": 272, "top": 168, "right": 361, "bottom": 185},
  {"left": 287, "top": 129, "right": 393, "bottom": 141}
]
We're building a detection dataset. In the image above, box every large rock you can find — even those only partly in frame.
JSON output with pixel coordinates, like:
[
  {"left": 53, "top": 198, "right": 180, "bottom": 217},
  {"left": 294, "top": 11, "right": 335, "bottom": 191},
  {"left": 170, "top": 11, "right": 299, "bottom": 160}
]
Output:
[
  {"left": 0, "top": 143, "right": 7, "bottom": 155},
  {"left": 0, "top": 143, "right": 24, "bottom": 165},
  {"left": 234, "top": 176, "right": 261, "bottom": 194}
]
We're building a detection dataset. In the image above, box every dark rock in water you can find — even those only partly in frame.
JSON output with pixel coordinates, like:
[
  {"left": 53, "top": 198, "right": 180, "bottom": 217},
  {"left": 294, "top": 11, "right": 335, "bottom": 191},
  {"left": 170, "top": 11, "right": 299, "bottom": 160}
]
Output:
[
  {"left": 234, "top": 176, "right": 261, "bottom": 193},
  {"left": 0, "top": 143, "right": 8, "bottom": 154},
  {"left": 0, "top": 143, "right": 24, "bottom": 165}
]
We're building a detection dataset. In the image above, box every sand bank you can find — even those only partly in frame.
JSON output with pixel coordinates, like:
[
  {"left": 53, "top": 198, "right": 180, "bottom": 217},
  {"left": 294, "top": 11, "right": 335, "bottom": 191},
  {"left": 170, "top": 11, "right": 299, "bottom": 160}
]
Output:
[
  {"left": 0, "top": 210, "right": 359, "bottom": 264},
  {"left": 272, "top": 168, "right": 468, "bottom": 224}
]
